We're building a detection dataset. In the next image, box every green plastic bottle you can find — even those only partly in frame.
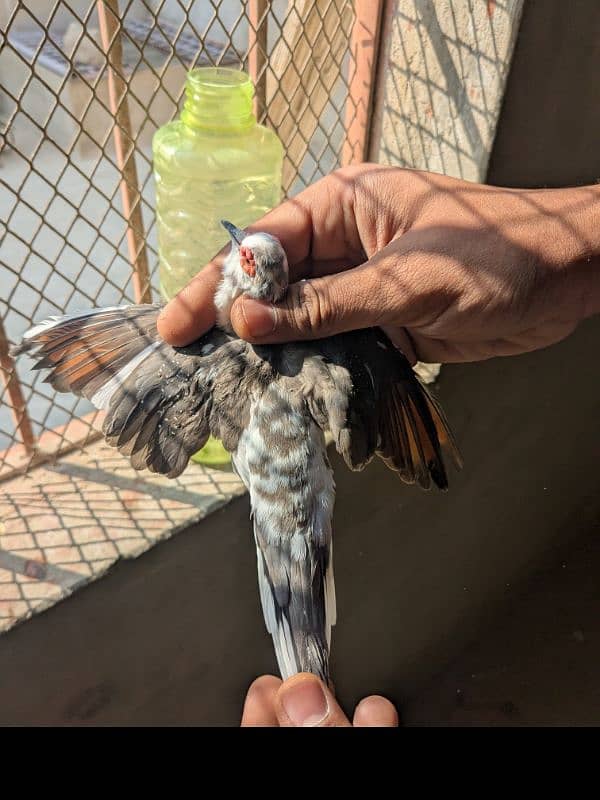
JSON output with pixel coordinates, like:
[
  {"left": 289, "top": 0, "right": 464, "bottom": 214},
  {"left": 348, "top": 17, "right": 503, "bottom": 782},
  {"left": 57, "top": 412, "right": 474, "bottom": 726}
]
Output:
[{"left": 153, "top": 67, "right": 284, "bottom": 468}]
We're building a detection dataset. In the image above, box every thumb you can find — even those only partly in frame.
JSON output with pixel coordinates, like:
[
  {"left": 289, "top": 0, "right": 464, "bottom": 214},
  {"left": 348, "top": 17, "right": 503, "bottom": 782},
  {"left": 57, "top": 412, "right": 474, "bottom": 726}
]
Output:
[
  {"left": 274, "top": 673, "right": 352, "bottom": 727},
  {"left": 229, "top": 263, "right": 386, "bottom": 343}
]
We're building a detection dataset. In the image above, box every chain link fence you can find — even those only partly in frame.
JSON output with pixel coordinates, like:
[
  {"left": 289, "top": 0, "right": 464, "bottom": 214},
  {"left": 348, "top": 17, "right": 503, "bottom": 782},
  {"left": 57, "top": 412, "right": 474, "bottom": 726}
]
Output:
[{"left": 0, "top": 0, "right": 374, "bottom": 481}]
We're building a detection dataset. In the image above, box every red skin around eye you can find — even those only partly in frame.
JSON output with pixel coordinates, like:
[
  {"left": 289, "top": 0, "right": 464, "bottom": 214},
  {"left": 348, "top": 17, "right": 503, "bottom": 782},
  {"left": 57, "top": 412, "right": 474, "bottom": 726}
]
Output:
[{"left": 240, "top": 246, "right": 256, "bottom": 278}]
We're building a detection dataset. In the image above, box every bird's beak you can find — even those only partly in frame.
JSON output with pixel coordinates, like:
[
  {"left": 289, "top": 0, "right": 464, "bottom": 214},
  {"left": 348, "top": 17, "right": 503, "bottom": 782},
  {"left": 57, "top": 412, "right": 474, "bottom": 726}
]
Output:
[{"left": 221, "top": 220, "right": 246, "bottom": 246}]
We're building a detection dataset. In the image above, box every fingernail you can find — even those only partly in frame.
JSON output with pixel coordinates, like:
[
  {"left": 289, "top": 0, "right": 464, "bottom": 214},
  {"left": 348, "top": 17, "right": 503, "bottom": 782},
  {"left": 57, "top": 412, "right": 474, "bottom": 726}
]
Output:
[
  {"left": 241, "top": 298, "right": 277, "bottom": 337},
  {"left": 280, "top": 678, "right": 329, "bottom": 726}
]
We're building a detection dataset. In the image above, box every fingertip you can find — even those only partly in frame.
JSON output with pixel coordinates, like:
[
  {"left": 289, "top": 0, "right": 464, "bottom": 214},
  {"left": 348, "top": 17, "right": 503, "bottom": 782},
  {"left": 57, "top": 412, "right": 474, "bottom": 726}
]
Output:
[
  {"left": 228, "top": 297, "right": 251, "bottom": 340},
  {"left": 247, "top": 674, "right": 283, "bottom": 695},
  {"left": 241, "top": 674, "right": 282, "bottom": 727},
  {"left": 157, "top": 308, "right": 203, "bottom": 347},
  {"left": 276, "top": 673, "right": 330, "bottom": 727},
  {"left": 353, "top": 695, "right": 400, "bottom": 727},
  {"left": 156, "top": 303, "right": 186, "bottom": 346}
]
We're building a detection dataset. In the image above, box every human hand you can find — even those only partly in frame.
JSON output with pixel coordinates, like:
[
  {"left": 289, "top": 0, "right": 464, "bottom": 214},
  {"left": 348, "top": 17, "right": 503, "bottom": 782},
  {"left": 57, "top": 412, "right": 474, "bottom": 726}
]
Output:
[
  {"left": 157, "top": 164, "right": 600, "bottom": 364},
  {"left": 240, "top": 673, "right": 399, "bottom": 727}
]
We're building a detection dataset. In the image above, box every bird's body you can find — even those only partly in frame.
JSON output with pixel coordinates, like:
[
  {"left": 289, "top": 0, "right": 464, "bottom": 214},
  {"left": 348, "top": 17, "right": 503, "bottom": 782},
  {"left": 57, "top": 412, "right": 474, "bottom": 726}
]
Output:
[
  {"left": 234, "top": 380, "right": 336, "bottom": 680},
  {"left": 11, "top": 222, "right": 461, "bottom": 683}
]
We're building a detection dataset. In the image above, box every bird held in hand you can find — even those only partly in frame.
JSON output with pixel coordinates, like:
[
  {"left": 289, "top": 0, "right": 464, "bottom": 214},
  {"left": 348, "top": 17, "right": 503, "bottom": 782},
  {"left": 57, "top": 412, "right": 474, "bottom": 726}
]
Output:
[{"left": 11, "top": 220, "right": 462, "bottom": 683}]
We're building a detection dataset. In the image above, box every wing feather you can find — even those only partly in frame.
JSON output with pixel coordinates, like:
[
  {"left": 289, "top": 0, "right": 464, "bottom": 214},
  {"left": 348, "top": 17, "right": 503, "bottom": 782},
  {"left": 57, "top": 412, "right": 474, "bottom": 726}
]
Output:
[
  {"left": 305, "top": 328, "right": 462, "bottom": 490},
  {"left": 11, "top": 304, "right": 258, "bottom": 478}
]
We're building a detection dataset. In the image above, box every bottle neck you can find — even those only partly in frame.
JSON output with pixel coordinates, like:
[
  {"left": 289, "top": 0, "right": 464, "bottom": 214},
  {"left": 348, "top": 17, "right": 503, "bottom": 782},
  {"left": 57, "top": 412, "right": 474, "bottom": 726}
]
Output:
[{"left": 180, "top": 67, "right": 256, "bottom": 133}]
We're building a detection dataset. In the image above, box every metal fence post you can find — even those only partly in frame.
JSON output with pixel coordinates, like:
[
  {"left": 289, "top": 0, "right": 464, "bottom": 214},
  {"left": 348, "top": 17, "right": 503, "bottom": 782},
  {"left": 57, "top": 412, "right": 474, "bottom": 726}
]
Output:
[
  {"left": 248, "top": 0, "right": 268, "bottom": 121},
  {"left": 97, "top": 0, "right": 152, "bottom": 304},
  {"left": 342, "top": 0, "right": 385, "bottom": 165},
  {"left": 0, "top": 317, "right": 35, "bottom": 453}
]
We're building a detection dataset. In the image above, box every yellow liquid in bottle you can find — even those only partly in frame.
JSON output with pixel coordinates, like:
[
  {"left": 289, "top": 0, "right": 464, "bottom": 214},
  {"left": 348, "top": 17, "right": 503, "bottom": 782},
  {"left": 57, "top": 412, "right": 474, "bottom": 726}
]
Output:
[{"left": 153, "top": 68, "right": 283, "bottom": 469}]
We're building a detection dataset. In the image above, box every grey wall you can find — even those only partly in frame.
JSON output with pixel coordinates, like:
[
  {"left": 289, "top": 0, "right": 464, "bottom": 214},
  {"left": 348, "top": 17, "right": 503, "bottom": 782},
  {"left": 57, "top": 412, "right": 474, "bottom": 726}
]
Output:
[{"left": 487, "top": 0, "right": 600, "bottom": 188}]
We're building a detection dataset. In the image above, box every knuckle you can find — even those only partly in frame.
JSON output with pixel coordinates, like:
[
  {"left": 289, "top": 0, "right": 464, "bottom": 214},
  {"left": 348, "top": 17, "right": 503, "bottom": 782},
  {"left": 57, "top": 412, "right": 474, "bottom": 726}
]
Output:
[{"left": 288, "top": 281, "right": 335, "bottom": 336}]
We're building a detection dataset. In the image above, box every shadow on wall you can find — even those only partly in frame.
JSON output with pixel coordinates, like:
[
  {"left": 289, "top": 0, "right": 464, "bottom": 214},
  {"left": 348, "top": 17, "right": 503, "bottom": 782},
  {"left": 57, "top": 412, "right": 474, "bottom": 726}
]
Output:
[
  {"left": 371, "top": 0, "right": 524, "bottom": 181},
  {"left": 370, "top": 0, "right": 600, "bottom": 189}
]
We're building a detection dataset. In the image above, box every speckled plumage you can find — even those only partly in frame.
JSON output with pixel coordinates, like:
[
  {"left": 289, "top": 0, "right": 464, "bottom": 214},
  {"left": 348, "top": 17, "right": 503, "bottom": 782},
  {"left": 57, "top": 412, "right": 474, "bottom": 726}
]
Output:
[{"left": 11, "top": 225, "right": 461, "bottom": 683}]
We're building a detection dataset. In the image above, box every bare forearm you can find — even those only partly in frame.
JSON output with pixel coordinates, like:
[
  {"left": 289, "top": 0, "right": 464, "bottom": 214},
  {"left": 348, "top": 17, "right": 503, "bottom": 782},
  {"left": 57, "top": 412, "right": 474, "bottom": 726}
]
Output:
[{"left": 534, "top": 183, "right": 600, "bottom": 321}]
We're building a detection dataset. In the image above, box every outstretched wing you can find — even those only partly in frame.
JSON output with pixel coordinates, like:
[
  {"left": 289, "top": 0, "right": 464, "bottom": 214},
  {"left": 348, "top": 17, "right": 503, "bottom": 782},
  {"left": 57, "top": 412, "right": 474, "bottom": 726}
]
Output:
[
  {"left": 300, "top": 328, "right": 462, "bottom": 490},
  {"left": 11, "top": 304, "right": 260, "bottom": 478},
  {"left": 13, "top": 309, "right": 460, "bottom": 488}
]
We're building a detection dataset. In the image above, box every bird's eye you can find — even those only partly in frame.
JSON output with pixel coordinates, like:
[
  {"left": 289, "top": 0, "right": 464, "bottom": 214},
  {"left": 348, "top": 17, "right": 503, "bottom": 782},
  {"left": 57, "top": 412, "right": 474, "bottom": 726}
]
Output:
[{"left": 240, "top": 246, "right": 256, "bottom": 278}]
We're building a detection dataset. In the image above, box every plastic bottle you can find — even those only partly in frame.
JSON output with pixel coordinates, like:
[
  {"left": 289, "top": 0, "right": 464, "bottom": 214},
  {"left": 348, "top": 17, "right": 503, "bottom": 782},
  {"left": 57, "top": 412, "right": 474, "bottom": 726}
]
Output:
[
  {"left": 153, "top": 67, "right": 283, "bottom": 299},
  {"left": 153, "top": 67, "right": 283, "bottom": 468}
]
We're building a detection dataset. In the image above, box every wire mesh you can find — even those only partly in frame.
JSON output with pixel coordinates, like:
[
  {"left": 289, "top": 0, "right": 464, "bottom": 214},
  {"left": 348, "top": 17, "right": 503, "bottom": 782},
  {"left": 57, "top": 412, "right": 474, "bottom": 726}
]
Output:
[{"left": 0, "top": 0, "right": 358, "bottom": 480}]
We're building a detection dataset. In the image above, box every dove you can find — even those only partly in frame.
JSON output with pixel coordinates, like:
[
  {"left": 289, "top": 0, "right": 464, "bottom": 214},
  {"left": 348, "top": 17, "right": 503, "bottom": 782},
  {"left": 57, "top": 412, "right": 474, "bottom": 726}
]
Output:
[{"left": 11, "top": 220, "right": 461, "bottom": 683}]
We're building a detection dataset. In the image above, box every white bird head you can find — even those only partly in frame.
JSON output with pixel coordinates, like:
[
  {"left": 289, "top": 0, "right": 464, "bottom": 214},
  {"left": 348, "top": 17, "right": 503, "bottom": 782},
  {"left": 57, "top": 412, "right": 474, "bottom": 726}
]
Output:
[{"left": 220, "top": 220, "right": 289, "bottom": 304}]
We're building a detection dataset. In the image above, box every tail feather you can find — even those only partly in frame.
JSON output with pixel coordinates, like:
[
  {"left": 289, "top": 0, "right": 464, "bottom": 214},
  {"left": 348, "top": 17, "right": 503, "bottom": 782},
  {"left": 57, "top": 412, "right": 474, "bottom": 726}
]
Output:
[
  {"left": 324, "top": 539, "right": 336, "bottom": 648},
  {"left": 255, "top": 543, "right": 306, "bottom": 680},
  {"left": 254, "top": 529, "right": 332, "bottom": 682}
]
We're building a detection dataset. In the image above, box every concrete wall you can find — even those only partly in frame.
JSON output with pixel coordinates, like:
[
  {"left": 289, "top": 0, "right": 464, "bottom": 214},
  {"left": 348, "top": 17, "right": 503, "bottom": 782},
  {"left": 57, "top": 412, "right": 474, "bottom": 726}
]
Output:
[{"left": 370, "top": 0, "right": 524, "bottom": 181}]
